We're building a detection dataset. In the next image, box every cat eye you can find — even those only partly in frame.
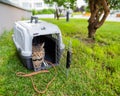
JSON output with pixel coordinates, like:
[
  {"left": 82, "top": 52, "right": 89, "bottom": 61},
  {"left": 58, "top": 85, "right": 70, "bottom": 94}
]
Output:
[{"left": 32, "top": 58, "right": 43, "bottom": 61}]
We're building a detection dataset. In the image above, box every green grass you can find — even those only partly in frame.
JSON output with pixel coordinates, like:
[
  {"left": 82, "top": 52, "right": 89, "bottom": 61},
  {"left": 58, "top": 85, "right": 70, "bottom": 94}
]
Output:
[
  {"left": 32, "top": 9, "right": 55, "bottom": 15},
  {"left": 0, "top": 19, "right": 120, "bottom": 96}
]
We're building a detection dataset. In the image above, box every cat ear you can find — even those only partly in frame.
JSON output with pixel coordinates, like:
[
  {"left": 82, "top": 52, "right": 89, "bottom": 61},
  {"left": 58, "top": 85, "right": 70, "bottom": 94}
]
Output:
[{"left": 41, "top": 42, "right": 45, "bottom": 48}]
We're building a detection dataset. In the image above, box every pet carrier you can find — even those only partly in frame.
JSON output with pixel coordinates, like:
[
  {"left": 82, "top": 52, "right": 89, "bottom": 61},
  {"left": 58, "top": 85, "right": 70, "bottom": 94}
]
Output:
[{"left": 12, "top": 17, "right": 65, "bottom": 71}]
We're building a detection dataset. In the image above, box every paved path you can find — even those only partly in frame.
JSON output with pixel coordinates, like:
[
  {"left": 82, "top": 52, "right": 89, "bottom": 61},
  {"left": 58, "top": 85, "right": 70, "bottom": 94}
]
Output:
[
  {"left": 35, "top": 14, "right": 120, "bottom": 22},
  {"left": 72, "top": 14, "right": 120, "bottom": 22}
]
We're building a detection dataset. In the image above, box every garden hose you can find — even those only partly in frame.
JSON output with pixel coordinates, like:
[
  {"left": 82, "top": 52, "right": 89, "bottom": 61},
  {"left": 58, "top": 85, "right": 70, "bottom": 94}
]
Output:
[{"left": 16, "top": 60, "right": 57, "bottom": 94}]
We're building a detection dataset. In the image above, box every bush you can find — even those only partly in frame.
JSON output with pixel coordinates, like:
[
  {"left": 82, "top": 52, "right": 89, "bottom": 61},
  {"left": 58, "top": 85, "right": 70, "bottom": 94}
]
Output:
[
  {"left": 85, "top": 6, "right": 90, "bottom": 12},
  {"left": 32, "top": 9, "right": 55, "bottom": 15},
  {"left": 32, "top": 9, "right": 37, "bottom": 15}
]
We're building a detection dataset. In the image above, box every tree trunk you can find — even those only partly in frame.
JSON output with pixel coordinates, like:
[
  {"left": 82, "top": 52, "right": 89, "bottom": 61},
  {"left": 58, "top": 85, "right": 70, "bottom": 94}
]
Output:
[
  {"left": 54, "top": 8, "right": 60, "bottom": 20},
  {"left": 88, "top": 23, "right": 97, "bottom": 38},
  {"left": 88, "top": 0, "right": 110, "bottom": 39}
]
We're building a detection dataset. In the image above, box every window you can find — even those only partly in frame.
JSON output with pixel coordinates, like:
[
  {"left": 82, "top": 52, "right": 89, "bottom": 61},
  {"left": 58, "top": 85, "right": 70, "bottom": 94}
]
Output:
[
  {"left": 22, "top": 2, "right": 31, "bottom": 9},
  {"left": 49, "top": 4, "right": 53, "bottom": 7},
  {"left": 34, "top": 3, "right": 42, "bottom": 8}
]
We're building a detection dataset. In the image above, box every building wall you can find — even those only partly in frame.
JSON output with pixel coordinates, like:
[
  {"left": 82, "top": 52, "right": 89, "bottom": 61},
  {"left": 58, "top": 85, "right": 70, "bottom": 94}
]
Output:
[
  {"left": 9, "top": 0, "right": 55, "bottom": 10},
  {"left": 21, "top": 0, "right": 45, "bottom": 10},
  {"left": 0, "top": 3, "right": 32, "bottom": 35},
  {"left": 77, "top": 0, "right": 87, "bottom": 8}
]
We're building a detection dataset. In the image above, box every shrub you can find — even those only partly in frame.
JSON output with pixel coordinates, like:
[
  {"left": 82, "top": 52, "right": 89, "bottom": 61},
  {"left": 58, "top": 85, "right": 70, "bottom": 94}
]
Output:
[
  {"left": 85, "top": 6, "right": 90, "bottom": 12},
  {"left": 32, "top": 9, "right": 55, "bottom": 15}
]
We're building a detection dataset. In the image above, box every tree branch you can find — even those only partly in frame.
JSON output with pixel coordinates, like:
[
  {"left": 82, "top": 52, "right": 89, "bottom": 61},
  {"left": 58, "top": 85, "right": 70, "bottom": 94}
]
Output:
[
  {"left": 96, "top": 0, "right": 110, "bottom": 28},
  {"left": 88, "top": 0, "right": 99, "bottom": 23}
]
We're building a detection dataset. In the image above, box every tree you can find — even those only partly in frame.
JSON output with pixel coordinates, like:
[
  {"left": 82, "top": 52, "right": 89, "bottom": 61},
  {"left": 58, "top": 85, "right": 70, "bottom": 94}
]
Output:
[
  {"left": 45, "top": 0, "right": 76, "bottom": 20},
  {"left": 86, "top": 0, "right": 120, "bottom": 39}
]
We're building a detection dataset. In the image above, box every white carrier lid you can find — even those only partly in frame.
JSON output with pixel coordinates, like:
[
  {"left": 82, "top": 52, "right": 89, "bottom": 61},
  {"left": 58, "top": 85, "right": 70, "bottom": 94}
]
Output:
[{"left": 16, "top": 20, "right": 61, "bottom": 37}]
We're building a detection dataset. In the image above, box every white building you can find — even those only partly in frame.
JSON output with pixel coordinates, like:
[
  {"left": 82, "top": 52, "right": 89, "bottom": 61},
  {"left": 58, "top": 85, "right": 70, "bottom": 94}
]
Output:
[
  {"left": 0, "top": 0, "right": 31, "bottom": 35},
  {"left": 19, "top": 0, "right": 46, "bottom": 10},
  {"left": 77, "top": 0, "right": 87, "bottom": 8},
  {"left": 9, "top": 0, "right": 55, "bottom": 10},
  {"left": 8, "top": 0, "right": 87, "bottom": 10}
]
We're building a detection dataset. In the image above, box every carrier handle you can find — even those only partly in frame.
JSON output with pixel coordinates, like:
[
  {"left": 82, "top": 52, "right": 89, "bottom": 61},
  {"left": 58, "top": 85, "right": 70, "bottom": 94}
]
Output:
[{"left": 30, "top": 16, "right": 38, "bottom": 23}]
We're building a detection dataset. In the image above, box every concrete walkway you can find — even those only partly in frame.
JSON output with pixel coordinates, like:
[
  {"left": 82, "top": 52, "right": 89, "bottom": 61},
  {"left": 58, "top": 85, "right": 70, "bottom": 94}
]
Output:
[
  {"left": 72, "top": 14, "right": 120, "bottom": 22},
  {"left": 35, "top": 14, "right": 120, "bottom": 22}
]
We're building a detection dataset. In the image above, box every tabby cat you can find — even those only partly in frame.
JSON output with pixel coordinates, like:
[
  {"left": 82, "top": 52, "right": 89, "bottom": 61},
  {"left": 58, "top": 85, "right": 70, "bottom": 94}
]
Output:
[{"left": 32, "top": 43, "right": 45, "bottom": 71}]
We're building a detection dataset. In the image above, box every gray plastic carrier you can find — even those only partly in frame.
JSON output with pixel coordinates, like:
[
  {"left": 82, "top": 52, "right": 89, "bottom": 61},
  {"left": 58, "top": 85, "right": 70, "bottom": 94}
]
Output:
[{"left": 12, "top": 17, "right": 65, "bottom": 70}]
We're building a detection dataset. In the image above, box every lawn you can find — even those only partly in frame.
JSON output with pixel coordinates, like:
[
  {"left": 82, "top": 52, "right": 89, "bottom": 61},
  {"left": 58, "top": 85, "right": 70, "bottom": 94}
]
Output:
[{"left": 0, "top": 19, "right": 120, "bottom": 96}]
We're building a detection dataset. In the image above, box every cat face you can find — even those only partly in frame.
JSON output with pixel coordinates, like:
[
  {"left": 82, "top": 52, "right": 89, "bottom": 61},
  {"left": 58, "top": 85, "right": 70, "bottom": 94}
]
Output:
[{"left": 32, "top": 43, "right": 45, "bottom": 70}]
